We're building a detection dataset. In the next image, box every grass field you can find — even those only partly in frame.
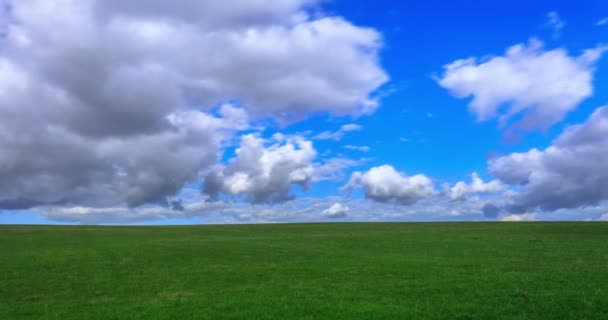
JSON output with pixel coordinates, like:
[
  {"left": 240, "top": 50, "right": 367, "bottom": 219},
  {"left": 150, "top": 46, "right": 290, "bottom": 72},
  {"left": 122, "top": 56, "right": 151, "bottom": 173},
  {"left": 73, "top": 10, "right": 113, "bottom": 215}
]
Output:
[{"left": 1, "top": 222, "right": 608, "bottom": 319}]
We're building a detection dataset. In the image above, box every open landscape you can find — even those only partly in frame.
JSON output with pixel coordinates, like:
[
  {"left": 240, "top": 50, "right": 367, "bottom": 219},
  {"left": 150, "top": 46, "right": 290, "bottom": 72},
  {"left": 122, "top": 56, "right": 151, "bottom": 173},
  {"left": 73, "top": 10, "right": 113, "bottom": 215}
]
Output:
[
  {"left": 2, "top": 1, "right": 608, "bottom": 318},
  {"left": 2, "top": 222, "right": 608, "bottom": 319}
]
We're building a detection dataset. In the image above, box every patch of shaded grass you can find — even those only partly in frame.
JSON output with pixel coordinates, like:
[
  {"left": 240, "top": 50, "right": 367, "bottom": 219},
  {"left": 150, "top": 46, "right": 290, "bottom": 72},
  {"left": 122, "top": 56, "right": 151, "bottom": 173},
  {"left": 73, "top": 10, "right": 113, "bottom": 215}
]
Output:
[{"left": 1, "top": 222, "right": 608, "bottom": 319}]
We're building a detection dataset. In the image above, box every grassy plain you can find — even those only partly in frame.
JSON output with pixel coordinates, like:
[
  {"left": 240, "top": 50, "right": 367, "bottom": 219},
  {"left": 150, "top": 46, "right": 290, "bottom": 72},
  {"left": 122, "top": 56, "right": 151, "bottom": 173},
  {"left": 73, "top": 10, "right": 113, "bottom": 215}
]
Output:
[{"left": 1, "top": 222, "right": 608, "bottom": 319}]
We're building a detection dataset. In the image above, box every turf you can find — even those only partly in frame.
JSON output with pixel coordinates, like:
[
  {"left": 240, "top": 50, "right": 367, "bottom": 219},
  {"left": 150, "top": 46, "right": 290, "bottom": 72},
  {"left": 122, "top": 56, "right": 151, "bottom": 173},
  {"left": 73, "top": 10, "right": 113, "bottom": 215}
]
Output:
[{"left": 1, "top": 222, "right": 608, "bottom": 319}]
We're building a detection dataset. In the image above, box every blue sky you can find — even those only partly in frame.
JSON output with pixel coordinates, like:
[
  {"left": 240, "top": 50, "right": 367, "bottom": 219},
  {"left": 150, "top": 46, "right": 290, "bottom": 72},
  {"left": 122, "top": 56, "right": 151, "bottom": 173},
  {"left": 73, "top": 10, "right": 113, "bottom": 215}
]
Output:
[{"left": 1, "top": 0, "right": 608, "bottom": 224}]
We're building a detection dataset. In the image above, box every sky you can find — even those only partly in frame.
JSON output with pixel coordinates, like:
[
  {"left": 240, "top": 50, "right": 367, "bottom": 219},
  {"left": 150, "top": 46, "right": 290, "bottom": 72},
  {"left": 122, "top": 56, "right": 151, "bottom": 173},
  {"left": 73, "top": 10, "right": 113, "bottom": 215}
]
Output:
[{"left": 1, "top": 0, "right": 608, "bottom": 224}]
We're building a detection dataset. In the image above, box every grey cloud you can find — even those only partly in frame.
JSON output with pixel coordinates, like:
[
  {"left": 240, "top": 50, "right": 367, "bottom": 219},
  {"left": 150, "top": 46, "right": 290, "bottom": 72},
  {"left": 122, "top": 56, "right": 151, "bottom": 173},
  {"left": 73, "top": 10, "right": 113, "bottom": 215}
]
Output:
[
  {"left": 0, "top": 0, "right": 387, "bottom": 210},
  {"left": 490, "top": 106, "right": 608, "bottom": 211},
  {"left": 41, "top": 200, "right": 229, "bottom": 224},
  {"left": 94, "top": 0, "right": 317, "bottom": 29},
  {"left": 0, "top": 103, "right": 243, "bottom": 209},
  {"left": 481, "top": 203, "right": 501, "bottom": 218},
  {"left": 169, "top": 199, "right": 185, "bottom": 212},
  {"left": 6, "top": 0, "right": 387, "bottom": 127}
]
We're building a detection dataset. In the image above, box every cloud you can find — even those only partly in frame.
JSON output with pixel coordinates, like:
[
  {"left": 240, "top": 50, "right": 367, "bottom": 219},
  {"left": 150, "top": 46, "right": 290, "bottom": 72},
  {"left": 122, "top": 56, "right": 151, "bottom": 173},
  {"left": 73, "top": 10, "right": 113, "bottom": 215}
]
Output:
[
  {"left": 322, "top": 203, "right": 349, "bottom": 218},
  {"left": 203, "top": 134, "right": 316, "bottom": 204},
  {"left": 545, "top": 11, "right": 565, "bottom": 39},
  {"left": 597, "top": 17, "right": 608, "bottom": 26},
  {"left": 489, "top": 106, "right": 608, "bottom": 211},
  {"left": 343, "top": 165, "right": 435, "bottom": 205},
  {"left": 437, "top": 39, "right": 604, "bottom": 136},
  {"left": 0, "top": 0, "right": 387, "bottom": 210},
  {"left": 500, "top": 213, "right": 537, "bottom": 222},
  {"left": 6, "top": 0, "right": 388, "bottom": 121},
  {"left": 0, "top": 100, "right": 246, "bottom": 209},
  {"left": 40, "top": 196, "right": 342, "bottom": 224},
  {"left": 94, "top": 0, "right": 317, "bottom": 28},
  {"left": 481, "top": 203, "right": 501, "bottom": 218},
  {"left": 313, "top": 157, "right": 366, "bottom": 182},
  {"left": 344, "top": 145, "right": 371, "bottom": 152},
  {"left": 0, "top": 1, "right": 9, "bottom": 36},
  {"left": 34, "top": 194, "right": 502, "bottom": 224},
  {"left": 42, "top": 201, "right": 226, "bottom": 224},
  {"left": 28, "top": 190, "right": 608, "bottom": 224},
  {"left": 314, "top": 123, "right": 363, "bottom": 141},
  {"left": 447, "top": 172, "right": 504, "bottom": 200}
]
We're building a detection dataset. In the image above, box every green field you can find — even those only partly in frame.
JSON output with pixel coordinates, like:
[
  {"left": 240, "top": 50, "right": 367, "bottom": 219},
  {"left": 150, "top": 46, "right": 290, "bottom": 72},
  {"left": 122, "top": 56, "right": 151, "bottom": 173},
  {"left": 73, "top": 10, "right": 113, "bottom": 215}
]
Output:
[{"left": 1, "top": 222, "right": 608, "bottom": 319}]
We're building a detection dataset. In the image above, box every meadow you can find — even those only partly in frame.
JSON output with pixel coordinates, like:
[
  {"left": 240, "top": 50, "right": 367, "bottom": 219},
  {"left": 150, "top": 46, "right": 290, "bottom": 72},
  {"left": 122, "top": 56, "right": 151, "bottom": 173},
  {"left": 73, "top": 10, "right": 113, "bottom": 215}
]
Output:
[{"left": 1, "top": 222, "right": 608, "bottom": 319}]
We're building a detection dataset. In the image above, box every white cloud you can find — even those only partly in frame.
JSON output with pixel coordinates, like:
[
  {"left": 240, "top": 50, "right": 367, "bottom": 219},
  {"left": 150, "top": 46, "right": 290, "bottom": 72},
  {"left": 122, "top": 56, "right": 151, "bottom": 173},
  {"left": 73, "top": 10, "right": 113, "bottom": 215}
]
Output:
[
  {"left": 203, "top": 134, "right": 316, "bottom": 203},
  {"left": 0, "top": 0, "right": 387, "bottom": 210},
  {"left": 500, "top": 213, "right": 537, "bottom": 222},
  {"left": 489, "top": 106, "right": 608, "bottom": 211},
  {"left": 313, "top": 157, "right": 366, "bottom": 182},
  {"left": 322, "top": 203, "right": 349, "bottom": 218},
  {"left": 437, "top": 39, "right": 604, "bottom": 135},
  {"left": 598, "top": 213, "right": 608, "bottom": 221},
  {"left": 344, "top": 145, "right": 371, "bottom": 152},
  {"left": 447, "top": 172, "right": 504, "bottom": 200},
  {"left": 314, "top": 123, "right": 363, "bottom": 140},
  {"left": 344, "top": 165, "right": 435, "bottom": 205}
]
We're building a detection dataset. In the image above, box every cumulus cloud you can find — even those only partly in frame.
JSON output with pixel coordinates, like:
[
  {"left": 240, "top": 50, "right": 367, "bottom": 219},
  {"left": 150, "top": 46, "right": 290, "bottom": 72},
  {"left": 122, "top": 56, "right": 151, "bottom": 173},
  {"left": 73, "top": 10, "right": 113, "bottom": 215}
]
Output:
[
  {"left": 0, "top": 0, "right": 387, "bottom": 210},
  {"left": 447, "top": 172, "right": 504, "bottom": 200},
  {"left": 203, "top": 134, "right": 316, "bottom": 204},
  {"left": 489, "top": 106, "right": 608, "bottom": 211},
  {"left": 6, "top": 0, "right": 387, "bottom": 121},
  {"left": 343, "top": 165, "right": 435, "bottom": 205},
  {"left": 322, "top": 203, "right": 349, "bottom": 218},
  {"left": 437, "top": 39, "right": 604, "bottom": 135},
  {"left": 0, "top": 101, "right": 246, "bottom": 209},
  {"left": 314, "top": 123, "right": 363, "bottom": 141}
]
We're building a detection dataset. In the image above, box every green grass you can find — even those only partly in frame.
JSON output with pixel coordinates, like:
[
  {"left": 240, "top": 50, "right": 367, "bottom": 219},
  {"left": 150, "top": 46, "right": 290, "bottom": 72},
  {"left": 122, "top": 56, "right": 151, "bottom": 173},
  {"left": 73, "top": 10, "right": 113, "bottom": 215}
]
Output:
[{"left": 1, "top": 222, "right": 608, "bottom": 319}]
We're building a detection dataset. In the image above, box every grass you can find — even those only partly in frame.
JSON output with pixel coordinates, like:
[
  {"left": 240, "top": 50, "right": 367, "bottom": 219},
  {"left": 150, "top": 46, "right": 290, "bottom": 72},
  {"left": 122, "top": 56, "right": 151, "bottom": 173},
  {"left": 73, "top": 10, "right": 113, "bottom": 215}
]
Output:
[{"left": 1, "top": 222, "right": 608, "bottom": 319}]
